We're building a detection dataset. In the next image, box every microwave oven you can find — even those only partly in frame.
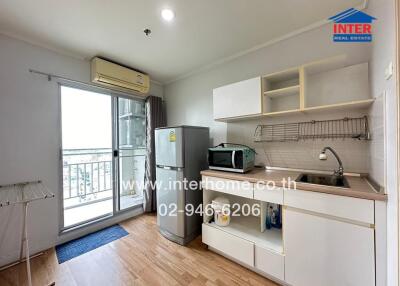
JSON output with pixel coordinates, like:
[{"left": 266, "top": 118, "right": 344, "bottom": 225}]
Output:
[{"left": 208, "top": 145, "right": 255, "bottom": 173}]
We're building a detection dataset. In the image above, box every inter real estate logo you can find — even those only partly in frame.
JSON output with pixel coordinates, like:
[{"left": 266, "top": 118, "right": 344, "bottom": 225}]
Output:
[{"left": 329, "top": 8, "right": 376, "bottom": 42}]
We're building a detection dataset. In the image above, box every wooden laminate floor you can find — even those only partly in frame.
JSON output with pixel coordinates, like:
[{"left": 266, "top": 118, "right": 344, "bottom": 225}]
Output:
[{"left": 0, "top": 214, "right": 278, "bottom": 286}]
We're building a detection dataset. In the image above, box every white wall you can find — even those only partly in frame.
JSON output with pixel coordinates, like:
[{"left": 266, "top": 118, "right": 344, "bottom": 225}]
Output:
[
  {"left": 367, "top": 0, "right": 398, "bottom": 284},
  {"left": 0, "top": 33, "right": 163, "bottom": 267}
]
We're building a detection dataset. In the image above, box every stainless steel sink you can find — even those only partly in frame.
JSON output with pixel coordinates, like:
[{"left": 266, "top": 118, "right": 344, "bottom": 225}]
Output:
[{"left": 295, "top": 173, "right": 350, "bottom": 188}]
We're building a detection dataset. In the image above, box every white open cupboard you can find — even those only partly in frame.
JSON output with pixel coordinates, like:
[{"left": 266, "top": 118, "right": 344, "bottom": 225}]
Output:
[
  {"left": 212, "top": 56, "right": 373, "bottom": 121},
  {"left": 202, "top": 182, "right": 285, "bottom": 281}
]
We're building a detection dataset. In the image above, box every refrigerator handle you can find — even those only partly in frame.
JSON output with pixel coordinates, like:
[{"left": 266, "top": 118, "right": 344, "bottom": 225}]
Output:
[
  {"left": 157, "top": 165, "right": 182, "bottom": 171},
  {"left": 232, "top": 151, "right": 236, "bottom": 169}
]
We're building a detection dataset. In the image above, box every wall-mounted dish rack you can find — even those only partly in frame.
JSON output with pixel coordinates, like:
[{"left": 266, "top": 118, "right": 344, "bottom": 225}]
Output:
[{"left": 254, "top": 116, "right": 370, "bottom": 142}]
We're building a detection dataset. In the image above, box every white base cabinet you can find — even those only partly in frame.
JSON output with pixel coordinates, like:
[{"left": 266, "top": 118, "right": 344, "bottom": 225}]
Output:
[
  {"left": 255, "top": 245, "right": 284, "bottom": 281},
  {"left": 202, "top": 224, "right": 254, "bottom": 267},
  {"left": 201, "top": 175, "right": 381, "bottom": 286},
  {"left": 284, "top": 208, "right": 375, "bottom": 286},
  {"left": 203, "top": 223, "right": 285, "bottom": 282}
]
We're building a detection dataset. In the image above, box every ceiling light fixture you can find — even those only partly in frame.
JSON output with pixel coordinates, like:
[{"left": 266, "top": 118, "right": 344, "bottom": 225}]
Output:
[{"left": 161, "top": 9, "right": 175, "bottom": 22}]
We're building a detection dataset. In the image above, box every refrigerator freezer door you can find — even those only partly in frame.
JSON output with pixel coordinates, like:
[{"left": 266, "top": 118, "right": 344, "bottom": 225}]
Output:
[
  {"left": 156, "top": 167, "right": 185, "bottom": 237},
  {"left": 155, "top": 128, "right": 184, "bottom": 168}
]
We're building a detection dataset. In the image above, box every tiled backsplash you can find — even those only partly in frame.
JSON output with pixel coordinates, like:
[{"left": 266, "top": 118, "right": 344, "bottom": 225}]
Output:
[
  {"left": 227, "top": 109, "right": 376, "bottom": 174},
  {"left": 368, "top": 93, "right": 385, "bottom": 186},
  {"left": 253, "top": 140, "right": 369, "bottom": 173}
]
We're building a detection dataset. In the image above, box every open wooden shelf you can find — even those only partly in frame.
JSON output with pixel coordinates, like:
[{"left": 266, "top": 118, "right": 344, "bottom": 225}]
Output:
[
  {"left": 205, "top": 215, "right": 283, "bottom": 254},
  {"left": 263, "top": 99, "right": 374, "bottom": 118},
  {"left": 262, "top": 109, "right": 302, "bottom": 117},
  {"left": 303, "top": 99, "right": 375, "bottom": 113},
  {"left": 216, "top": 99, "right": 375, "bottom": 122},
  {"left": 262, "top": 67, "right": 302, "bottom": 115},
  {"left": 263, "top": 68, "right": 299, "bottom": 87},
  {"left": 264, "top": 85, "right": 300, "bottom": 98}
]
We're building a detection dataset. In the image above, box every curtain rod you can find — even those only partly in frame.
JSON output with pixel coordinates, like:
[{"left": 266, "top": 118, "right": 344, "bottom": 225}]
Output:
[{"left": 28, "top": 68, "right": 149, "bottom": 100}]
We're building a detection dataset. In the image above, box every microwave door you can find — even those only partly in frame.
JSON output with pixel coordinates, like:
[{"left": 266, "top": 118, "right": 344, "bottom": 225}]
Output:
[
  {"left": 209, "top": 150, "right": 244, "bottom": 173},
  {"left": 213, "top": 150, "right": 246, "bottom": 172},
  {"left": 209, "top": 151, "right": 233, "bottom": 168}
]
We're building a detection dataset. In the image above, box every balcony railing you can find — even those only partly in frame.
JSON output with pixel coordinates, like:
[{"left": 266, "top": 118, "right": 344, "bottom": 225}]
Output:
[
  {"left": 62, "top": 149, "right": 113, "bottom": 209},
  {"left": 63, "top": 160, "right": 112, "bottom": 199},
  {"left": 62, "top": 148, "right": 146, "bottom": 213}
]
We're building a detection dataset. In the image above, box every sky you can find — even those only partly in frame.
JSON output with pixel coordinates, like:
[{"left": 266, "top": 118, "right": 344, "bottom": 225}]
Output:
[{"left": 61, "top": 86, "right": 112, "bottom": 150}]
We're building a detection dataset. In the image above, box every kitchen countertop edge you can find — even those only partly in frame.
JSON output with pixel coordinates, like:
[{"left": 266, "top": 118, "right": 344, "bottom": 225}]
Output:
[{"left": 200, "top": 169, "right": 387, "bottom": 202}]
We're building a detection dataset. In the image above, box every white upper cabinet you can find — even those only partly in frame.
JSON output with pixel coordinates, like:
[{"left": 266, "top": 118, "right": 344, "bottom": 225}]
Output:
[
  {"left": 213, "top": 56, "right": 374, "bottom": 122},
  {"left": 213, "top": 77, "right": 262, "bottom": 120}
]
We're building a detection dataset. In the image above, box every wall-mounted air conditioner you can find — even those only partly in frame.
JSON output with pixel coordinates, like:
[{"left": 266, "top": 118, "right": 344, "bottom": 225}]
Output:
[{"left": 91, "top": 57, "right": 150, "bottom": 95}]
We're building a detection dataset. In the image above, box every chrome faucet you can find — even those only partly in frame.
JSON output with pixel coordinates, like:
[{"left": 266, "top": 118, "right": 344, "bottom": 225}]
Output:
[{"left": 319, "top": 147, "right": 344, "bottom": 177}]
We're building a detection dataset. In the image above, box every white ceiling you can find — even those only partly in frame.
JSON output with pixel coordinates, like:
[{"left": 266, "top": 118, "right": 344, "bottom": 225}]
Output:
[{"left": 0, "top": 0, "right": 364, "bottom": 84}]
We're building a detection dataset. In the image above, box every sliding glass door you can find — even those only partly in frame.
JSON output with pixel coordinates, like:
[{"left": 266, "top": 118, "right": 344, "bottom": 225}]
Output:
[
  {"left": 61, "top": 86, "right": 114, "bottom": 228},
  {"left": 117, "top": 98, "right": 146, "bottom": 210},
  {"left": 61, "top": 85, "right": 146, "bottom": 229}
]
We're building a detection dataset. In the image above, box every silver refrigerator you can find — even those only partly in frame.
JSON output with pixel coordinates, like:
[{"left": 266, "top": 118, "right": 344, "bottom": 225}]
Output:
[{"left": 155, "top": 126, "right": 209, "bottom": 245}]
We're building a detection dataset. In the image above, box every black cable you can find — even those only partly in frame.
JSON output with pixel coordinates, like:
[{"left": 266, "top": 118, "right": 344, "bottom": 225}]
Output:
[{"left": 213, "top": 143, "right": 257, "bottom": 154}]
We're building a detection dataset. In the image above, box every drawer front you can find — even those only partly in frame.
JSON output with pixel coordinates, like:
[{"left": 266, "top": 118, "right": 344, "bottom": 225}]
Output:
[
  {"left": 202, "top": 176, "right": 253, "bottom": 199},
  {"left": 255, "top": 245, "right": 284, "bottom": 281},
  {"left": 284, "top": 189, "right": 374, "bottom": 224},
  {"left": 254, "top": 184, "right": 284, "bottom": 204},
  {"left": 202, "top": 224, "right": 254, "bottom": 267}
]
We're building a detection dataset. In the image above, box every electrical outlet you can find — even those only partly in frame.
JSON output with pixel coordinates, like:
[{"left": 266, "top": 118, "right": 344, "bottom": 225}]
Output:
[{"left": 385, "top": 62, "right": 393, "bottom": 80}]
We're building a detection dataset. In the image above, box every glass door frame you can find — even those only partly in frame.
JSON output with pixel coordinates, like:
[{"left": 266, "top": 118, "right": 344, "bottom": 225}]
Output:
[
  {"left": 112, "top": 94, "right": 146, "bottom": 214},
  {"left": 59, "top": 82, "right": 145, "bottom": 232}
]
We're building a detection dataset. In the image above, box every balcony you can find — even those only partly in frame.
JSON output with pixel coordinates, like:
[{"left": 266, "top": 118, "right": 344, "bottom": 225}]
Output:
[{"left": 62, "top": 148, "right": 144, "bottom": 228}]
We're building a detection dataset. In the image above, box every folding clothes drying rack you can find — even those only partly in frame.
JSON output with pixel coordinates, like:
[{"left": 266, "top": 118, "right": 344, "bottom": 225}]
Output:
[{"left": 0, "top": 181, "right": 55, "bottom": 286}]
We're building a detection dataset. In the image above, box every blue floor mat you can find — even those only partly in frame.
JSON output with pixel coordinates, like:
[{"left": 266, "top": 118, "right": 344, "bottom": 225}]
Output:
[{"left": 56, "top": 224, "right": 128, "bottom": 263}]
